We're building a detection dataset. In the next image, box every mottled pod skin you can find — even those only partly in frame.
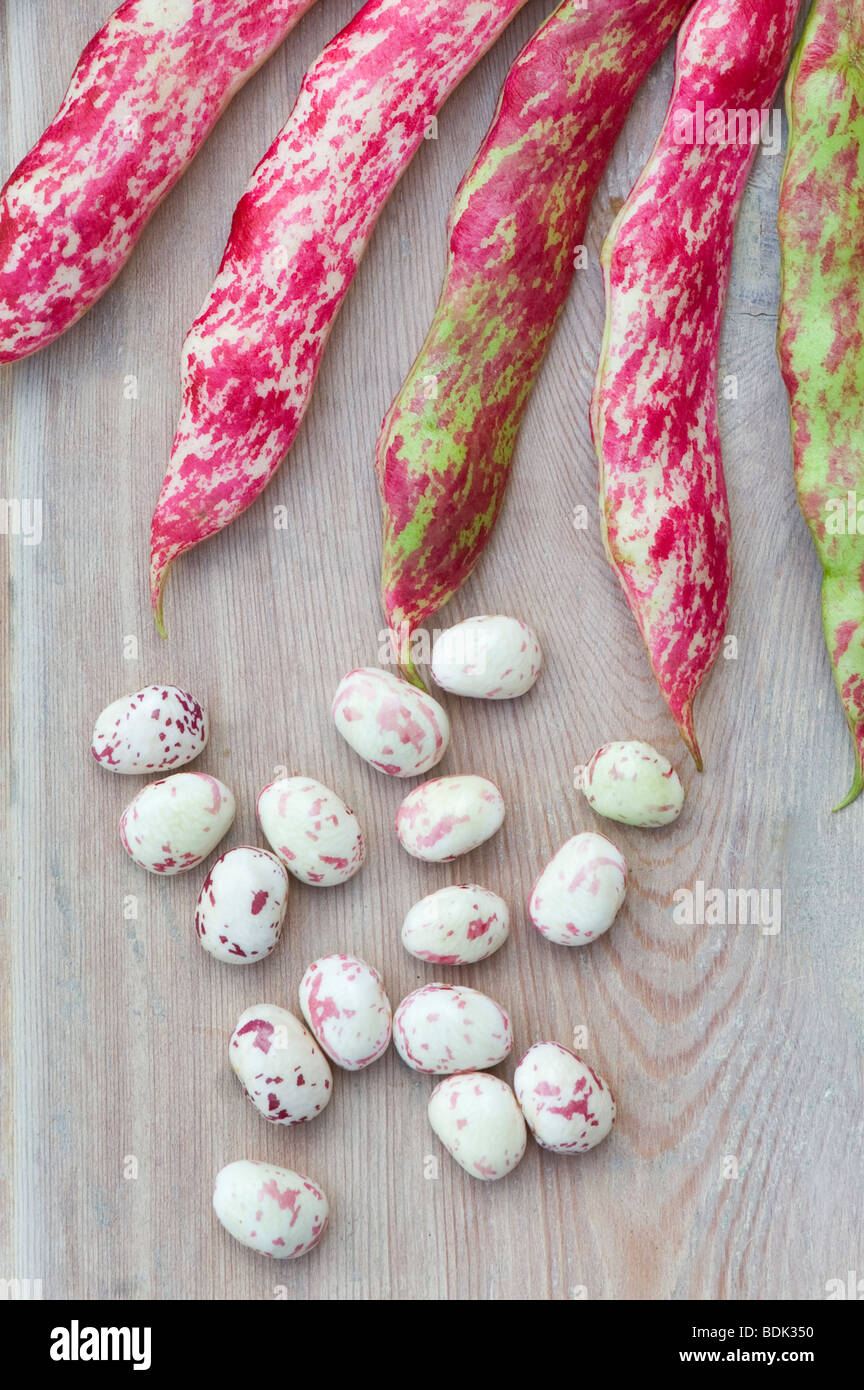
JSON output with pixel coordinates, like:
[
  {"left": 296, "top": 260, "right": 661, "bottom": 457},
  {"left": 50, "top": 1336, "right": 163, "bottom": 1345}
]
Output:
[
  {"left": 430, "top": 616, "right": 542, "bottom": 700},
  {"left": 0, "top": 0, "right": 319, "bottom": 362},
  {"left": 91, "top": 683, "right": 207, "bottom": 773},
  {"left": 393, "top": 982, "right": 512, "bottom": 1074},
  {"left": 256, "top": 776, "right": 365, "bottom": 886},
  {"left": 229, "top": 1004, "right": 332, "bottom": 1125},
  {"left": 777, "top": 0, "right": 864, "bottom": 809},
  {"left": 513, "top": 1043, "right": 616, "bottom": 1153},
  {"left": 581, "top": 740, "right": 684, "bottom": 827},
  {"left": 195, "top": 846, "right": 289, "bottom": 964},
  {"left": 148, "top": 0, "right": 530, "bottom": 629},
  {"left": 591, "top": 0, "right": 800, "bottom": 767},
  {"left": 529, "top": 832, "right": 626, "bottom": 946},
  {"left": 299, "top": 954, "right": 392, "bottom": 1071},
  {"left": 212, "top": 1160, "right": 328, "bottom": 1259},
  {"left": 428, "top": 1073, "right": 526, "bottom": 1181},
  {"left": 331, "top": 668, "right": 450, "bottom": 777},
  {"left": 396, "top": 775, "right": 505, "bottom": 861},
  {"left": 400, "top": 884, "right": 510, "bottom": 965},
  {"left": 376, "top": 0, "right": 693, "bottom": 682},
  {"left": 119, "top": 771, "right": 235, "bottom": 873}
]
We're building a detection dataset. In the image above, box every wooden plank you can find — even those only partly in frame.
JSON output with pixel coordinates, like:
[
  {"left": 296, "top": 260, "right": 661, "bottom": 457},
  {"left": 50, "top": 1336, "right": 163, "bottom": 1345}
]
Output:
[{"left": 1, "top": 0, "right": 860, "bottom": 1301}]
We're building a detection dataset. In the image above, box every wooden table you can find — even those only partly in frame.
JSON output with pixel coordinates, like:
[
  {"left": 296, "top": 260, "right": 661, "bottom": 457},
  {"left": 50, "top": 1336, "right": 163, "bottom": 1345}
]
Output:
[{"left": 2, "top": 0, "right": 860, "bottom": 1301}]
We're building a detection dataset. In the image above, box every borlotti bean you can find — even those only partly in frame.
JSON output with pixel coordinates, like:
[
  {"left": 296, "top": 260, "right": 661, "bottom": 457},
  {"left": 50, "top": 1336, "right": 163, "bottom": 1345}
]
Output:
[
  {"left": 393, "top": 983, "right": 512, "bottom": 1074},
  {"left": 299, "top": 954, "right": 391, "bottom": 1071},
  {"left": 195, "top": 847, "right": 289, "bottom": 964},
  {"left": 229, "top": 1004, "right": 332, "bottom": 1125},
  {"left": 431, "top": 616, "right": 542, "bottom": 699},
  {"left": 580, "top": 740, "right": 684, "bottom": 827},
  {"left": 529, "top": 832, "right": 626, "bottom": 946},
  {"left": 256, "top": 776, "right": 365, "bottom": 886},
  {"left": 212, "top": 1160, "right": 328, "bottom": 1260},
  {"left": 400, "top": 884, "right": 510, "bottom": 965},
  {"left": 513, "top": 1043, "right": 616, "bottom": 1153},
  {"left": 119, "top": 772, "right": 235, "bottom": 874},
  {"left": 331, "top": 667, "right": 450, "bottom": 777},
  {"left": 428, "top": 1072, "right": 526, "bottom": 1181},
  {"left": 91, "top": 683, "right": 207, "bottom": 773},
  {"left": 395, "top": 775, "right": 505, "bottom": 862}
]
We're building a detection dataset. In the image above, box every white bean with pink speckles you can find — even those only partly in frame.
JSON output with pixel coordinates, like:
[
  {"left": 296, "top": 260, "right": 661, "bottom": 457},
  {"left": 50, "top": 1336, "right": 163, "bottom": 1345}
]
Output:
[
  {"left": 395, "top": 774, "right": 505, "bottom": 861},
  {"left": 332, "top": 666, "right": 450, "bottom": 777},
  {"left": 195, "top": 846, "right": 289, "bottom": 964},
  {"left": 400, "top": 884, "right": 509, "bottom": 964},
  {"left": 299, "top": 953, "right": 391, "bottom": 1071},
  {"left": 514, "top": 1043, "right": 616, "bottom": 1153},
  {"left": 91, "top": 683, "right": 207, "bottom": 774},
  {"left": 119, "top": 772, "right": 235, "bottom": 874},
  {"left": 257, "top": 776, "right": 365, "bottom": 886},
  {"left": 393, "top": 982, "right": 512, "bottom": 1074},
  {"left": 428, "top": 1072, "right": 526, "bottom": 1181},
  {"left": 529, "top": 832, "right": 626, "bottom": 946},
  {"left": 212, "top": 1160, "right": 328, "bottom": 1259},
  {"left": 229, "top": 1004, "right": 332, "bottom": 1125},
  {"left": 580, "top": 740, "right": 684, "bottom": 827},
  {"left": 431, "top": 615, "right": 542, "bottom": 699}
]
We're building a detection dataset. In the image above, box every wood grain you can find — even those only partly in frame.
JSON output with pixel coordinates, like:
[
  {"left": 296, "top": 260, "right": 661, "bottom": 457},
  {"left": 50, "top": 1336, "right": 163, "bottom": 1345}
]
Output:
[{"left": 1, "top": 0, "right": 861, "bottom": 1302}]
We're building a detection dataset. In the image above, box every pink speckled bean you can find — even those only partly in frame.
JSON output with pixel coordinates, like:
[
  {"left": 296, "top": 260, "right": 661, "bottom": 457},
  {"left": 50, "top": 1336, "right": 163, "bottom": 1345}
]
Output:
[
  {"left": 529, "top": 832, "right": 626, "bottom": 947},
  {"left": 229, "top": 1004, "right": 332, "bottom": 1125},
  {"left": 332, "top": 667, "right": 450, "bottom": 777},
  {"left": 400, "top": 884, "right": 509, "bottom": 965},
  {"left": 0, "top": 0, "right": 320, "bottom": 362},
  {"left": 119, "top": 771, "right": 235, "bottom": 874},
  {"left": 514, "top": 1042, "right": 616, "bottom": 1153},
  {"left": 213, "top": 1159, "right": 328, "bottom": 1259},
  {"left": 195, "top": 846, "right": 289, "bottom": 965},
  {"left": 581, "top": 739, "right": 684, "bottom": 827},
  {"left": 91, "top": 683, "right": 207, "bottom": 774},
  {"left": 431, "top": 616, "right": 542, "bottom": 700},
  {"left": 393, "top": 982, "right": 512, "bottom": 1075},
  {"left": 428, "top": 1072, "right": 526, "bottom": 1181},
  {"left": 257, "top": 776, "right": 365, "bottom": 887},
  {"left": 299, "top": 954, "right": 391, "bottom": 1071},
  {"left": 396, "top": 775, "right": 505, "bottom": 862}
]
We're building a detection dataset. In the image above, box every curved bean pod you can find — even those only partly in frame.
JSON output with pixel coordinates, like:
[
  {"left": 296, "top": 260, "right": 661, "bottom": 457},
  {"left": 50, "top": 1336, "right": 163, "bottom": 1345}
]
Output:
[
  {"left": 777, "top": 0, "right": 864, "bottom": 809},
  {"left": 0, "top": 0, "right": 319, "bottom": 363},
  {"left": 590, "top": 0, "right": 799, "bottom": 767},
  {"left": 376, "top": 0, "right": 693, "bottom": 681},
  {"left": 148, "top": 0, "right": 529, "bottom": 632}
]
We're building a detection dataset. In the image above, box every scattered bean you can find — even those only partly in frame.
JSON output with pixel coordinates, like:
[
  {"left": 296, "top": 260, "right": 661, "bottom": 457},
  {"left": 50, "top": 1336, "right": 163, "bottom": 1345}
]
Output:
[
  {"left": 529, "top": 832, "right": 626, "bottom": 946},
  {"left": 400, "top": 884, "right": 509, "bottom": 964},
  {"left": 580, "top": 739, "right": 684, "bottom": 826},
  {"left": 428, "top": 1072, "right": 526, "bottom": 1180},
  {"left": 212, "top": 1160, "right": 328, "bottom": 1259},
  {"left": 393, "top": 982, "right": 511, "bottom": 1074},
  {"left": 514, "top": 1042, "right": 616, "bottom": 1153},
  {"left": 431, "top": 615, "right": 542, "bottom": 699},
  {"left": 299, "top": 954, "right": 391, "bottom": 1071},
  {"left": 91, "top": 683, "right": 207, "bottom": 774},
  {"left": 395, "top": 774, "right": 505, "bottom": 861},
  {"left": 195, "top": 846, "right": 289, "bottom": 964},
  {"left": 257, "top": 776, "right": 365, "bottom": 886},
  {"left": 332, "top": 666, "right": 450, "bottom": 776},
  {"left": 229, "top": 1004, "right": 332, "bottom": 1125},
  {"left": 119, "top": 772, "right": 234, "bottom": 874}
]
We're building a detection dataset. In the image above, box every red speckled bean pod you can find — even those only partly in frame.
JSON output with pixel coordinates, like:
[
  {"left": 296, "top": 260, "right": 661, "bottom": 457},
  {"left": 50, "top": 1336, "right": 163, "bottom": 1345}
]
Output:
[
  {"left": 590, "top": 0, "right": 799, "bottom": 767},
  {"left": 375, "top": 0, "right": 693, "bottom": 681},
  {"left": 0, "top": 0, "right": 321, "bottom": 363},
  {"left": 148, "top": 0, "right": 530, "bottom": 632}
]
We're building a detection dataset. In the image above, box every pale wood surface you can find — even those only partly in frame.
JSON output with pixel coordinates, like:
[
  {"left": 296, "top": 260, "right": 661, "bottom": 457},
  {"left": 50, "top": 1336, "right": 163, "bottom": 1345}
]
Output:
[{"left": 1, "top": 0, "right": 861, "bottom": 1302}]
